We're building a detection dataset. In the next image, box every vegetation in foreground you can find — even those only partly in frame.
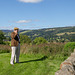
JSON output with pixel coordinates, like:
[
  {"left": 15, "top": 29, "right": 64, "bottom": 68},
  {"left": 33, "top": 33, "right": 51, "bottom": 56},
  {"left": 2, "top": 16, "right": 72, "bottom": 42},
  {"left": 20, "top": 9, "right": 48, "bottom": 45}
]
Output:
[
  {"left": 0, "top": 42, "right": 75, "bottom": 75},
  {"left": 0, "top": 53, "right": 67, "bottom": 75}
]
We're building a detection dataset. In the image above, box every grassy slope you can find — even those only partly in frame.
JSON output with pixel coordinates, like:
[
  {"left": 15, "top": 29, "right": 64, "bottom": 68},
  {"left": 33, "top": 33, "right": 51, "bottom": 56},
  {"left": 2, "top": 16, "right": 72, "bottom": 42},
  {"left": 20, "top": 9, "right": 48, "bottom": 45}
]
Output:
[
  {"left": 20, "top": 26, "right": 75, "bottom": 34},
  {"left": 0, "top": 53, "right": 66, "bottom": 75},
  {"left": 19, "top": 26, "right": 75, "bottom": 40},
  {"left": 56, "top": 32, "right": 75, "bottom": 36},
  {"left": 3, "top": 26, "right": 75, "bottom": 37}
]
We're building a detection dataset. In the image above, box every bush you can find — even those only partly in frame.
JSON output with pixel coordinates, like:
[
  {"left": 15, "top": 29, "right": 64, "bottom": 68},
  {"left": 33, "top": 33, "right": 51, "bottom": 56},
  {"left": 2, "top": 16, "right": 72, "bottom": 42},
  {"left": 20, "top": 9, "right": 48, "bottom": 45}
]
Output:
[
  {"left": 20, "top": 35, "right": 31, "bottom": 44},
  {"left": 64, "top": 42, "right": 75, "bottom": 52},
  {"left": 3, "top": 41, "right": 11, "bottom": 46},
  {"left": 0, "top": 30, "right": 6, "bottom": 44},
  {"left": 32, "top": 37, "right": 48, "bottom": 45}
]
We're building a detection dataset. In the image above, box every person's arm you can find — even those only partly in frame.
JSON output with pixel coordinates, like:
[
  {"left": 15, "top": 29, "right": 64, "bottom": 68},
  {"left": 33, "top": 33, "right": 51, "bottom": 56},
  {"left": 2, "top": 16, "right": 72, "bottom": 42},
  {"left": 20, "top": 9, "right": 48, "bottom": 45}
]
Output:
[{"left": 11, "top": 32, "right": 17, "bottom": 39}]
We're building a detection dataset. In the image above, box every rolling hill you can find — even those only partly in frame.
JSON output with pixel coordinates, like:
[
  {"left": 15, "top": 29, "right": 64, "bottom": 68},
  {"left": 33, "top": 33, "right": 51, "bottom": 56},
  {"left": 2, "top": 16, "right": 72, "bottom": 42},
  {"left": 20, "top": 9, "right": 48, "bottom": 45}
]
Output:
[{"left": 1, "top": 26, "right": 75, "bottom": 41}]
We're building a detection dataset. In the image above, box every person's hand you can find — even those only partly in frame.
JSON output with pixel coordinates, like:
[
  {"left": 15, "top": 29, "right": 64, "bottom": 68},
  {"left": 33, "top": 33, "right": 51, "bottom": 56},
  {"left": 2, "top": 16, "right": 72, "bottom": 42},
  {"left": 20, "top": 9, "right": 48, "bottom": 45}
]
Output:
[{"left": 15, "top": 32, "right": 18, "bottom": 35}]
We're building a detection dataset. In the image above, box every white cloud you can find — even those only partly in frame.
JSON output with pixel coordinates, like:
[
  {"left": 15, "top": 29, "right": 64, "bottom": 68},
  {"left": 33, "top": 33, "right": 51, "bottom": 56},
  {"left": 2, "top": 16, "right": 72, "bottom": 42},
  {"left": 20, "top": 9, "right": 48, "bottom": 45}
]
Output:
[
  {"left": 18, "top": 0, "right": 43, "bottom": 3},
  {"left": 16, "top": 20, "right": 32, "bottom": 23}
]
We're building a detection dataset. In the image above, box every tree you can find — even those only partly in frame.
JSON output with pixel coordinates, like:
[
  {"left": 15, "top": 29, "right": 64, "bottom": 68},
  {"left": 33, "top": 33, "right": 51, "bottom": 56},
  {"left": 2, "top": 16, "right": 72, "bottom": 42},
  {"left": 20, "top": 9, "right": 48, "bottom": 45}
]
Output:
[
  {"left": 33, "top": 37, "right": 48, "bottom": 45},
  {"left": 20, "top": 35, "right": 31, "bottom": 44},
  {"left": 0, "top": 30, "right": 6, "bottom": 44}
]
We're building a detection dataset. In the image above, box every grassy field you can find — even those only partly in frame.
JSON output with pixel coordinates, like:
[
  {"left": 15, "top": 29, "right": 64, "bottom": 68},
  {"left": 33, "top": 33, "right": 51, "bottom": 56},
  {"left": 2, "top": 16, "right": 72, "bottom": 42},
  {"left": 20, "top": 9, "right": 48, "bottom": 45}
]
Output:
[
  {"left": 0, "top": 53, "right": 67, "bottom": 75},
  {"left": 56, "top": 32, "right": 75, "bottom": 36},
  {"left": 0, "top": 42, "right": 75, "bottom": 75}
]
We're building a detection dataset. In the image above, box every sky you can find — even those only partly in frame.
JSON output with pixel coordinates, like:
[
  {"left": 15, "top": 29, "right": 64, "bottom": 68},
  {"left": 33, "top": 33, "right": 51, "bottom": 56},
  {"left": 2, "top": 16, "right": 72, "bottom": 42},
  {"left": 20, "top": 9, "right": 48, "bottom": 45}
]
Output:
[{"left": 0, "top": 0, "right": 75, "bottom": 30}]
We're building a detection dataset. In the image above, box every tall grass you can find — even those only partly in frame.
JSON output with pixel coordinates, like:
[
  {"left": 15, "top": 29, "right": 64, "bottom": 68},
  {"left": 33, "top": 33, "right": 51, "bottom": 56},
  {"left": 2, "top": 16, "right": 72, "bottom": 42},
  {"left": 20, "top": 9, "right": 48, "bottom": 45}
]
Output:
[
  {"left": 0, "top": 42, "right": 74, "bottom": 58},
  {"left": 0, "top": 44, "right": 11, "bottom": 53},
  {"left": 20, "top": 43, "right": 65, "bottom": 56}
]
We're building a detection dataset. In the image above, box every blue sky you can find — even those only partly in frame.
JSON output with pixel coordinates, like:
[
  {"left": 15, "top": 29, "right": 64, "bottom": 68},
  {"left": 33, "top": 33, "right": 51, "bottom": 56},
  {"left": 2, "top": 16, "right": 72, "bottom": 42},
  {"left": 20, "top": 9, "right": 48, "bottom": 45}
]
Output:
[{"left": 0, "top": 0, "right": 75, "bottom": 30}]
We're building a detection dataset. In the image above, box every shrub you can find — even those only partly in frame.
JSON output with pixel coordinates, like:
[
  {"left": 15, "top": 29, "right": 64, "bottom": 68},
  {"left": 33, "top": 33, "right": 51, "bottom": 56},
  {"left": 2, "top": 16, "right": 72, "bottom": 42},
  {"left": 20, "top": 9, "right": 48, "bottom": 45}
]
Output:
[
  {"left": 20, "top": 35, "right": 31, "bottom": 44},
  {"left": 32, "top": 37, "right": 48, "bottom": 45},
  {"left": 3, "top": 41, "right": 11, "bottom": 46},
  {"left": 64, "top": 42, "right": 75, "bottom": 53},
  {"left": 0, "top": 30, "right": 6, "bottom": 44}
]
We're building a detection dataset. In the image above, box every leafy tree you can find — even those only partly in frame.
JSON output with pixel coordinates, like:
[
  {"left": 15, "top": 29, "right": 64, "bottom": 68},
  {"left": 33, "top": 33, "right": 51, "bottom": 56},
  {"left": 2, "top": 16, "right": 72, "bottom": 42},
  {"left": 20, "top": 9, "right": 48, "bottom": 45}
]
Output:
[
  {"left": 0, "top": 31, "right": 6, "bottom": 44},
  {"left": 33, "top": 37, "right": 48, "bottom": 45},
  {"left": 20, "top": 35, "right": 31, "bottom": 44}
]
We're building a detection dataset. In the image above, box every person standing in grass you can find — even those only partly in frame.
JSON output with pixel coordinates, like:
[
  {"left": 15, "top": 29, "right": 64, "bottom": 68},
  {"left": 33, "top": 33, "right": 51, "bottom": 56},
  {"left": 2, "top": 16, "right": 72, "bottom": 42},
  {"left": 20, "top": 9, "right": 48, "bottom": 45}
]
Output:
[{"left": 10, "top": 27, "right": 20, "bottom": 65}]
